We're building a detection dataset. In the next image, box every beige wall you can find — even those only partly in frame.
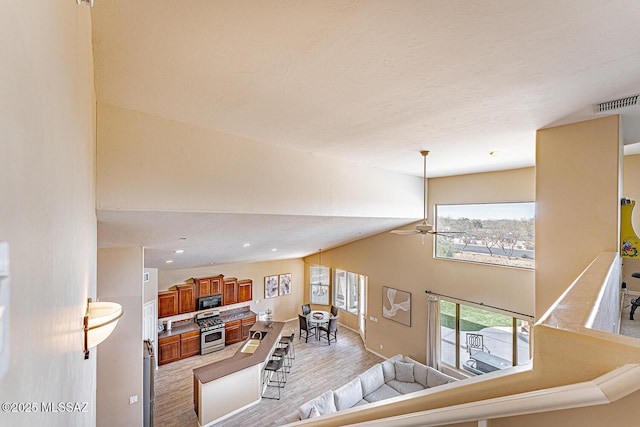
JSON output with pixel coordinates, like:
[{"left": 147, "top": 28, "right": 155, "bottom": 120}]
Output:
[
  {"left": 304, "top": 167, "right": 536, "bottom": 362},
  {"left": 535, "top": 116, "right": 621, "bottom": 318},
  {"left": 158, "top": 258, "right": 304, "bottom": 322},
  {"left": 96, "top": 103, "right": 422, "bottom": 220},
  {"left": 97, "top": 248, "right": 144, "bottom": 427},
  {"left": 0, "top": 3, "right": 96, "bottom": 427}
]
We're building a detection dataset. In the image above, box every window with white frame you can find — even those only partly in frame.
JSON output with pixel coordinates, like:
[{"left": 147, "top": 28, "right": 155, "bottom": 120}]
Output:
[
  {"left": 310, "top": 265, "right": 329, "bottom": 305},
  {"left": 333, "top": 269, "right": 362, "bottom": 314}
]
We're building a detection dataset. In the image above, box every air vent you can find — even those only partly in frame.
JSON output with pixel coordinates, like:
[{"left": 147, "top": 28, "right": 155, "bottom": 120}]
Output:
[{"left": 593, "top": 94, "right": 639, "bottom": 113}]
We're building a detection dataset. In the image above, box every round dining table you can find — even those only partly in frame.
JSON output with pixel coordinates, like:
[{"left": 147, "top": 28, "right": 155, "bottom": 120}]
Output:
[{"left": 306, "top": 310, "right": 333, "bottom": 339}]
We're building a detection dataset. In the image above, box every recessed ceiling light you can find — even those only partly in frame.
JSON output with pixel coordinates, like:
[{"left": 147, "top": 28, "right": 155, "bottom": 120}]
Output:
[
  {"left": 243, "top": 243, "right": 251, "bottom": 248},
  {"left": 175, "top": 249, "right": 184, "bottom": 254},
  {"left": 272, "top": 248, "right": 278, "bottom": 252},
  {"left": 165, "top": 260, "right": 174, "bottom": 264}
]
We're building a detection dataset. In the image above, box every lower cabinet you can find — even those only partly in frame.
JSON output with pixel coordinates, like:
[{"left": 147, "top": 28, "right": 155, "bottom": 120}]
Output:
[
  {"left": 158, "top": 335, "right": 181, "bottom": 365},
  {"left": 158, "top": 330, "right": 201, "bottom": 365},
  {"left": 180, "top": 330, "right": 201, "bottom": 358},
  {"left": 225, "top": 320, "right": 242, "bottom": 345}
]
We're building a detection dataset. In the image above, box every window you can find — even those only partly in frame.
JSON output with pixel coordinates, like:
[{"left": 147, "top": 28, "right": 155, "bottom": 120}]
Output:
[
  {"left": 310, "top": 265, "right": 329, "bottom": 305},
  {"left": 440, "top": 299, "right": 531, "bottom": 375},
  {"left": 435, "top": 202, "right": 535, "bottom": 269},
  {"left": 333, "top": 269, "right": 363, "bottom": 314}
]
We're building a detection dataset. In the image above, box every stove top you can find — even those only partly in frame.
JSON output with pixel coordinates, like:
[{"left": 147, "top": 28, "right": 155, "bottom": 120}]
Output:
[{"left": 196, "top": 310, "right": 225, "bottom": 331}]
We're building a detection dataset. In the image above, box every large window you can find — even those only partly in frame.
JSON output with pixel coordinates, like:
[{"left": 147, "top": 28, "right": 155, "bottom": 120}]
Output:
[
  {"left": 310, "top": 265, "right": 330, "bottom": 305},
  {"left": 435, "top": 202, "right": 535, "bottom": 269},
  {"left": 333, "top": 269, "right": 362, "bottom": 315},
  {"left": 440, "top": 300, "right": 531, "bottom": 375}
]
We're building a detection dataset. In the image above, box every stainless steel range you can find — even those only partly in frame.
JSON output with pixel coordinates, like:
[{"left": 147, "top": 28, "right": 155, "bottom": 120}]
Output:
[{"left": 196, "top": 310, "right": 225, "bottom": 354}]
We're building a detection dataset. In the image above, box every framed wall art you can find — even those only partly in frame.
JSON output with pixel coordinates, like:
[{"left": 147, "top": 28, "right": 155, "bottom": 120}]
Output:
[
  {"left": 382, "top": 286, "right": 411, "bottom": 326},
  {"left": 279, "top": 273, "right": 292, "bottom": 296},
  {"left": 264, "top": 275, "right": 279, "bottom": 299}
]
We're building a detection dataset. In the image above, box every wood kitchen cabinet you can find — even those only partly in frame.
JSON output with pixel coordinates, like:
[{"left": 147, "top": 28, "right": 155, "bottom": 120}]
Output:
[
  {"left": 196, "top": 275, "right": 224, "bottom": 298},
  {"left": 180, "top": 330, "right": 201, "bottom": 358},
  {"left": 240, "top": 315, "right": 257, "bottom": 340},
  {"left": 158, "top": 335, "right": 180, "bottom": 365},
  {"left": 223, "top": 277, "right": 238, "bottom": 306},
  {"left": 237, "top": 279, "right": 253, "bottom": 303},
  {"left": 225, "top": 319, "right": 242, "bottom": 345},
  {"left": 177, "top": 283, "right": 196, "bottom": 314},
  {"left": 158, "top": 290, "right": 178, "bottom": 318}
]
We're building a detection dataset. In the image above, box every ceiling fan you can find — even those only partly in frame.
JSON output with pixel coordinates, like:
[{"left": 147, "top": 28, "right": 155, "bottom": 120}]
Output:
[{"left": 390, "top": 150, "right": 459, "bottom": 238}]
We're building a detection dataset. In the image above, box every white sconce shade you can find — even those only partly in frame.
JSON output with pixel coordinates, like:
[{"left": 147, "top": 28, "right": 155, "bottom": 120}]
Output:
[{"left": 83, "top": 298, "right": 123, "bottom": 359}]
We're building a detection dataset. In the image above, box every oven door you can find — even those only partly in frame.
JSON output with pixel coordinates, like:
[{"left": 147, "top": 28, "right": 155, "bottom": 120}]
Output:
[{"left": 200, "top": 328, "right": 225, "bottom": 354}]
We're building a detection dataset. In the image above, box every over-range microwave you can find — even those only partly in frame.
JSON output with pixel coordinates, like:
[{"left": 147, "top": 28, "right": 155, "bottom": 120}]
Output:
[{"left": 197, "top": 294, "right": 222, "bottom": 311}]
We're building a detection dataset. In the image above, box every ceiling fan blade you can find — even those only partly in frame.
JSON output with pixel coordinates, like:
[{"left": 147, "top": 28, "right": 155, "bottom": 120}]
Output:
[{"left": 390, "top": 229, "right": 420, "bottom": 236}]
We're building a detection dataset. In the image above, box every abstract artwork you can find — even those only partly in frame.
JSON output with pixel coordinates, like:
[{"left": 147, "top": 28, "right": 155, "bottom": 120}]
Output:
[
  {"left": 382, "top": 286, "right": 411, "bottom": 326},
  {"left": 264, "top": 275, "right": 278, "bottom": 299},
  {"left": 279, "top": 273, "right": 292, "bottom": 296}
]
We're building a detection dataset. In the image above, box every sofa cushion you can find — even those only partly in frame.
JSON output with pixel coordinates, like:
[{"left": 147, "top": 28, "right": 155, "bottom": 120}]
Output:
[
  {"left": 359, "top": 364, "right": 385, "bottom": 396},
  {"left": 363, "top": 383, "right": 402, "bottom": 403},
  {"left": 333, "top": 377, "right": 363, "bottom": 411},
  {"left": 426, "top": 366, "right": 457, "bottom": 388},
  {"left": 394, "top": 361, "right": 415, "bottom": 383},
  {"left": 404, "top": 357, "right": 428, "bottom": 388},
  {"left": 387, "top": 379, "right": 425, "bottom": 394},
  {"left": 298, "top": 389, "right": 337, "bottom": 419},
  {"left": 308, "top": 405, "right": 321, "bottom": 419},
  {"left": 382, "top": 354, "right": 403, "bottom": 382}
]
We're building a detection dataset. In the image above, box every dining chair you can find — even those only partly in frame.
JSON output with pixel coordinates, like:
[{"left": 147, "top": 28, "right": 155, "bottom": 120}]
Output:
[
  {"left": 301, "top": 304, "right": 311, "bottom": 315},
  {"left": 318, "top": 317, "right": 338, "bottom": 345},
  {"left": 330, "top": 305, "right": 338, "bottom": 317},
  {"left": 298, "top": 314, "right": 316, "bottom": 343}
]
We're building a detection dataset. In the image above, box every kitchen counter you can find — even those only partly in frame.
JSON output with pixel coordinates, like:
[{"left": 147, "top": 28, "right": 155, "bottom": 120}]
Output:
[
  {"left": 220, "top": 309, "right": 257, "bottom": 322},
  {"left": 193, "top": 321, "right": 285, "bottom": 426},
  {"left": 193, "top": 321, "right": 283, "bottom": 384},
  {"left": 157, "top": 321, "right": 199, "bottom": 339}
]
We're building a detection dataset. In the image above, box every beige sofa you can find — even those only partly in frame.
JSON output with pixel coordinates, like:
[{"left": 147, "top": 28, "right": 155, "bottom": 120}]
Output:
[{"left": 283, "top": 354, "right": 457, "bottom": 423}]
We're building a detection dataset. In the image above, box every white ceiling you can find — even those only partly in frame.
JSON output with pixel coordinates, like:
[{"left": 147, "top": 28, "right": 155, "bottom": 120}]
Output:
[{"left": 91, "top": 1, "right": 640, "bottom": 270}]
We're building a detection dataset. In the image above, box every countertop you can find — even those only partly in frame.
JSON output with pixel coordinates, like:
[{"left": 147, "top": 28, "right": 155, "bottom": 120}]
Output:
[
  {"left": 158, "top": 321, "right": 200, "bottom": 339},
  {"left": 158, "top": 310, "right": 257, "bottom": 339},
  {"left": 193, "top": 321, "right": 284, "bottom": 384}
]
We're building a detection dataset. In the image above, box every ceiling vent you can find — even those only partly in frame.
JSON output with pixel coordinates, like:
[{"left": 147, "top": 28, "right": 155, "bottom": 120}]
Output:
[{"left": 593, "top": 94, "right": 639, "bottom": 113}]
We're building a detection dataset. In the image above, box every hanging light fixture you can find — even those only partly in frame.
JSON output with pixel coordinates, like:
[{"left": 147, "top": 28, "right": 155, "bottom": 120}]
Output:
[{"left": 83, "top": 298, "right": 123, "bottom": 359}]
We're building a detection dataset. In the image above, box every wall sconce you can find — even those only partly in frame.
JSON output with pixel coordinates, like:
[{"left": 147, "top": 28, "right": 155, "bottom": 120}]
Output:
[{"left": 83, "top": 298, "right": 123, "bottom": 360}]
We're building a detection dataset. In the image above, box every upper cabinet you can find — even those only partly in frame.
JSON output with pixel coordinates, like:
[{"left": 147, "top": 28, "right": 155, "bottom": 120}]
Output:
[
  {"left": 223, "top": 277, "right": 238, "bottom": 306},
  {"left": 238, "top": 279, "right": 253, "bottom": 303},
  {"left": 158, "top": 275, "right": 253, "bottom": 318},
  {"left": 196, "top": 275, "right": 224, "bottom": 298},
  {"left": 158, "top": 290, "right": 178, "bottom": 318},
  {"left": 176, "top": 283, "right": 196, "bottom": 314}
]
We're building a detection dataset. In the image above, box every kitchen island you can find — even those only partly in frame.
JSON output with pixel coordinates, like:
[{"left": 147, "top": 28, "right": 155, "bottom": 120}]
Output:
[{"left": 193, "top": 321, "right": 285, "bottom": 426}]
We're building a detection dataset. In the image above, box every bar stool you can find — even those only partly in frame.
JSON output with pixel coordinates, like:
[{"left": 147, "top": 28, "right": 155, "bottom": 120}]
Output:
[
  {"left": 272, "top": 343, "right": 292, "bottom": 376},
  {"left": 278, "top": 331, "right": 295, "bottom": 359},
  {"left": 262, "top": 357, "right": 285, "bottom": 400}
]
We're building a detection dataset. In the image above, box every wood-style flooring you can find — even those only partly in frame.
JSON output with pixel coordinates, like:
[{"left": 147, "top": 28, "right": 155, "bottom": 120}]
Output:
[{"left": 154, "top": 319, "right": 383, "bottom": 427}]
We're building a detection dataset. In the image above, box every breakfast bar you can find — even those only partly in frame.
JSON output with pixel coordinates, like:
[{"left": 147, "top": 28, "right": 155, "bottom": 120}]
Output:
[{"left": 193, "top": 321, "right": 285, "bottom": 426}]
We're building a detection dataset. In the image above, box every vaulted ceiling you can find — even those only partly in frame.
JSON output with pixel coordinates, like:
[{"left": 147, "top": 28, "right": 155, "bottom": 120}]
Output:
[{"left": 92, "top": 1, "right": 640, "bottom": 269}]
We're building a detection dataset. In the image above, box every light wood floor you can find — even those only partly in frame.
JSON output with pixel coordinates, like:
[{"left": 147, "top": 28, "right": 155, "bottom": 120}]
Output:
[{"left": 154, "top": 319, "right": 383, "bottom": 427}]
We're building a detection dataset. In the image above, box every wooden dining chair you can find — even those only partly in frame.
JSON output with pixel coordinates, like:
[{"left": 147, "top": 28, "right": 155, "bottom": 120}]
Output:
[
  {"left": 301, "top": 304, "right": 311, "bottom": 315},
  {"left": 298, "top": 314, "right": 316, "bottom": 343}
]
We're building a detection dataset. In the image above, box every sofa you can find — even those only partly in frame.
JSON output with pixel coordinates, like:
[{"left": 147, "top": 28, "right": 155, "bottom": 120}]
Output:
[{"left": 283, "top": 354, "right": 457, "bottom": 423}]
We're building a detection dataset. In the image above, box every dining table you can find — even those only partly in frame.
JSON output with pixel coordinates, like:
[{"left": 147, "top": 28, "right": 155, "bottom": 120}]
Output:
[{"left": 306, "top": 310, "right": 333, "bottom": 340}]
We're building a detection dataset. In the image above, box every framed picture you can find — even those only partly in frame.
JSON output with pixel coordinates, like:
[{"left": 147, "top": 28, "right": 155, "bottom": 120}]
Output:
[
  {"left": 264, "top": 275, "right": 279, "bottom": 298},
  {"left": 382, "top": 286, "right": 411, "bottom": 326},
  {"left": 279, "top": 273, "right": 292, "bottom": 296}
]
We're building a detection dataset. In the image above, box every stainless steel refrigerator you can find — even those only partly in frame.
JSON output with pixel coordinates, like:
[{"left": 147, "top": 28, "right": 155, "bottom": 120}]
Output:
[{"left": 143, "top": 339, "right": 155, "bottom": 427}]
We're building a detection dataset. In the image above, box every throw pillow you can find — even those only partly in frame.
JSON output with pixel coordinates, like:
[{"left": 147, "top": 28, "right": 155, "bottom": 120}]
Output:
[
  {"left": 394, "top": 361, "right": 415, "bottom": 383},
  {"left": 308, "top": 405, "right": 320, "bottom": 419},
  {"left": 382, "top": 354, "right": 403, "bottom": 382}
]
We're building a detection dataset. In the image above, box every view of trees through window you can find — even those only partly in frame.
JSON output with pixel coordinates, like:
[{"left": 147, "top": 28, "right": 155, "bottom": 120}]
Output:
[{"left": 435, "top": 202, "right": 535, "bottom": 269}]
